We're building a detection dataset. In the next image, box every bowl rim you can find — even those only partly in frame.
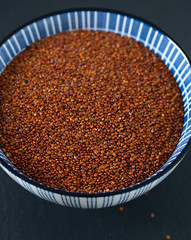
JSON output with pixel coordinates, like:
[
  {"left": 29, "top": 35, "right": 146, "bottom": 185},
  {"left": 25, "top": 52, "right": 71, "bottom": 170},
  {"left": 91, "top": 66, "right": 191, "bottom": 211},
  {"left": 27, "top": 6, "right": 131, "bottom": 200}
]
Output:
[{"left": 0, "top": 7, "right": 191, "bottom": 197}]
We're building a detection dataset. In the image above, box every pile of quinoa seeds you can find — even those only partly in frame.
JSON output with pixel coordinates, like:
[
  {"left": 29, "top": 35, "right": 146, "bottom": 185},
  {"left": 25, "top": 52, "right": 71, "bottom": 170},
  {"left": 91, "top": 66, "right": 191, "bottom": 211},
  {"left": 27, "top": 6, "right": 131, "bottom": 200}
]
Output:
[{"left": 0, "top": 30, "right": 184, "bottom": 193}]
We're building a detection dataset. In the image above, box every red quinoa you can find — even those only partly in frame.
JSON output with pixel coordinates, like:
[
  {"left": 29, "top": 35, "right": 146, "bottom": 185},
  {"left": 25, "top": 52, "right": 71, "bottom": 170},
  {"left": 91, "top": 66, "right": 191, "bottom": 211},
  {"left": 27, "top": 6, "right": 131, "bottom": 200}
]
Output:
[
  {"left": 0, "top": 30, "right": 184, "bottom": 193},
  {"left": 166, "top": 235, "right": 171, "bottom": 239},
  {"left": 150, "top": 212, "right": 156, "bottom": 218},
  {"left": 119, "top": 206, "right": 125, "bottom": 211}
]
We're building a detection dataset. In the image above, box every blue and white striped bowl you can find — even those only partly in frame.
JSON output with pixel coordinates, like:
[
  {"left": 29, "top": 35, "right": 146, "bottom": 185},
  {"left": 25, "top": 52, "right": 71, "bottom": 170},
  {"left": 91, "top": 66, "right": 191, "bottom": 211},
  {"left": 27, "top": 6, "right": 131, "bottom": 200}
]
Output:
[{"left": 0, "top": 9, "right": 191, "bottom": 208}]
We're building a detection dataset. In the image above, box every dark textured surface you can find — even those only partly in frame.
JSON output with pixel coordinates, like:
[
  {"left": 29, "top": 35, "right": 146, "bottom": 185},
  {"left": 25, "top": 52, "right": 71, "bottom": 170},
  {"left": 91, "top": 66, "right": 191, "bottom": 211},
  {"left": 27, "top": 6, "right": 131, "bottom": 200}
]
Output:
[{"left": 0, "top": 0, "right": 191, "bottom": 239}]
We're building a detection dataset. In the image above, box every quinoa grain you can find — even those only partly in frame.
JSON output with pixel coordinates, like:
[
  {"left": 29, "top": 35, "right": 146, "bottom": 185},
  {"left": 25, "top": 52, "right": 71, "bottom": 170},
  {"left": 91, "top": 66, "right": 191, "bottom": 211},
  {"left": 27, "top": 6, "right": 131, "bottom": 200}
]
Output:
[{"left": 0, "top": 30, "right": 184, "bottom": 193}]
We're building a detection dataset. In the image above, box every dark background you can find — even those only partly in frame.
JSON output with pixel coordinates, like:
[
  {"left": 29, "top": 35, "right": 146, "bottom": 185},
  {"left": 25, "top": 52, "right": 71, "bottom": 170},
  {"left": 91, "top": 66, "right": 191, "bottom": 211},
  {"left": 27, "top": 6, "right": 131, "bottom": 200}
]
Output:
[{"left": 0, "top": 0, "right": 191, "bottom": 239}]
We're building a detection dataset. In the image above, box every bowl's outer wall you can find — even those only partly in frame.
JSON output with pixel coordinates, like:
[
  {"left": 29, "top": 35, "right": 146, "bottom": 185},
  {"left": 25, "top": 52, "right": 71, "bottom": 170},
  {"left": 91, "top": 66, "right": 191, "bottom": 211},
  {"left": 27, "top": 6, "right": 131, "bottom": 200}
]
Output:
[
  {"left": 0, "top": 10, "right": 191, "bottom": 208},
  {"left": 0, "top": 162, "right": 179, "bottom": 208}
]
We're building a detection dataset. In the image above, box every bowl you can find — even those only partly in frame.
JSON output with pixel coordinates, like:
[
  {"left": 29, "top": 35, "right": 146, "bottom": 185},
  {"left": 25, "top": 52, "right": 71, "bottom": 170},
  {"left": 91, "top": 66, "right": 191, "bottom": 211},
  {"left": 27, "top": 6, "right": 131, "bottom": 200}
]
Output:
[{"left": 0, "top": 9, "right": 191, "bottom": 208}]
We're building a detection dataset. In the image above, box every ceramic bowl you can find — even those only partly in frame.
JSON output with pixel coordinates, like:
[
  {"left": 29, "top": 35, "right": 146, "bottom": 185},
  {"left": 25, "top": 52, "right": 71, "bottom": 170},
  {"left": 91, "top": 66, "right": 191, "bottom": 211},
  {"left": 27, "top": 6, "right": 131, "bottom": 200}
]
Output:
[{"left": 0, "top": 9, "right": 191, "bottom": 208}]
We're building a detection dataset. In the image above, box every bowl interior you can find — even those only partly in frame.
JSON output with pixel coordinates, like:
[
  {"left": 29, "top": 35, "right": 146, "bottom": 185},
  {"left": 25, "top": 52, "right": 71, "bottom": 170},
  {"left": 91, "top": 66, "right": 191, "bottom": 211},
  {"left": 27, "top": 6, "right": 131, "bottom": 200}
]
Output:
[{"left": 0, "top": 10, "right": 191, "bottom": 192}]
